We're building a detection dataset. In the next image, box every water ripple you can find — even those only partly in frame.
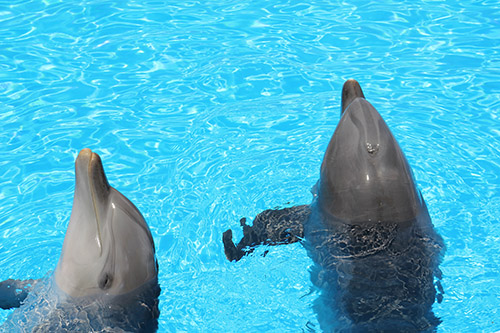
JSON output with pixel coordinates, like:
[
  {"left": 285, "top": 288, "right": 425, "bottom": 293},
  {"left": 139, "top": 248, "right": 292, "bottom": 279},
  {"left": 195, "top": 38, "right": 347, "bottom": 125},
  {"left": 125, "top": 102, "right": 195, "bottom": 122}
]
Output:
[{"left": 1, "top": 0, "right": 500, "bottom": 331}]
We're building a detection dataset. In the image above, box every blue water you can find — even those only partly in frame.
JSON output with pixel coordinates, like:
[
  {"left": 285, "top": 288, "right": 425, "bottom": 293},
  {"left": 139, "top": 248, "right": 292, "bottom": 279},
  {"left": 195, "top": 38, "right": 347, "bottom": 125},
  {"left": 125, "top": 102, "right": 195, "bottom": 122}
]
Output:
[{"left": 0, "top": 0, "right": 499, "bottom": 331}]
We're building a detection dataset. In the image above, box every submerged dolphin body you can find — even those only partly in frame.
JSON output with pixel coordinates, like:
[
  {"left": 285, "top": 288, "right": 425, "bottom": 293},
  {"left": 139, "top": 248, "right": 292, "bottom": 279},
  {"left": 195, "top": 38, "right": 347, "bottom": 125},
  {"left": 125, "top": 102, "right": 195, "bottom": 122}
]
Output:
[
  {"left": 0, "top": 149, "right": 160, "bottom": 332},
  {"left": 223, "top": 80, "right": 445, "bottom": 331}
]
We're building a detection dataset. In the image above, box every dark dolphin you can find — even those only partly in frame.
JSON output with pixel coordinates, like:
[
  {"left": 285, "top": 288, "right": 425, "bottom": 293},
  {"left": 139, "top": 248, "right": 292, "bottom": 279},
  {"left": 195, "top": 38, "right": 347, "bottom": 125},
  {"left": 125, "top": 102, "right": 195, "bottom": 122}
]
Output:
[{"left": 223, "top": 79, "right": 445, "bottom": 331}]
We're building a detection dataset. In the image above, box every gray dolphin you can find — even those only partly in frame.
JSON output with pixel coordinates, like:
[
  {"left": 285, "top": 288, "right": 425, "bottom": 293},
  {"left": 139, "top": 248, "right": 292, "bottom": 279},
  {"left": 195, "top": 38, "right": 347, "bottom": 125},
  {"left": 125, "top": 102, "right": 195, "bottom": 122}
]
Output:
[
  {"left": 0, "top": 149, "right": 160, "bottom": 332},
  {"left": 319, "top": 79, "right": 421, "bottom": 224},
  {"left": 223, "top": 80, "right": 445, "bottom": 331}
]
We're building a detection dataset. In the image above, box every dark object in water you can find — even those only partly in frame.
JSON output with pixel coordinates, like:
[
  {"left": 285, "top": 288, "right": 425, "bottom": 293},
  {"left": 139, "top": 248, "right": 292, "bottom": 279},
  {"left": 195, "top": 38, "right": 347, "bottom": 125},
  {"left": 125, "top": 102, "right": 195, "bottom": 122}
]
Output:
[{"left": 223, "top": 79, "right": 445, "bottom": 331}]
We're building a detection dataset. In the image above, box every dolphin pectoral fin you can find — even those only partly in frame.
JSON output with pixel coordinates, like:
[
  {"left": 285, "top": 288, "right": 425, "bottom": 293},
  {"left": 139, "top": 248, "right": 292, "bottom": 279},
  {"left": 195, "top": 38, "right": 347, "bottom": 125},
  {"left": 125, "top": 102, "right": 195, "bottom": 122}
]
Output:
[
  {"left": 0, "top": 279, "right": 36, "bottom": 309},
  {"left": 223, "top": 229, "right": 246, "bottom": 262},
  {"left": 223, "top": 205, "right": 311, "bottom": 262}
]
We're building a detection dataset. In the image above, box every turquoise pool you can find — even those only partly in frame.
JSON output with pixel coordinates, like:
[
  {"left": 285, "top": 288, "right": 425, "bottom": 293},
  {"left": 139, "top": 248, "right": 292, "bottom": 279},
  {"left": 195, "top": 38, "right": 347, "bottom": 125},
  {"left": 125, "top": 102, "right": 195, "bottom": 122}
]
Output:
[{"left": 0, "top": 0, "right": 499, "bottom": 331}]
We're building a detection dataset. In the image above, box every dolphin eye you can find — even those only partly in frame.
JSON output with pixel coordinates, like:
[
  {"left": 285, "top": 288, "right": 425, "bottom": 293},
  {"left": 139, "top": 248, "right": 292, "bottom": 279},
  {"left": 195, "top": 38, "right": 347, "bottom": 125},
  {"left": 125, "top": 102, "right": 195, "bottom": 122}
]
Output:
[{"left": 98, "top": 273, "right": 113, "bottom": 290}]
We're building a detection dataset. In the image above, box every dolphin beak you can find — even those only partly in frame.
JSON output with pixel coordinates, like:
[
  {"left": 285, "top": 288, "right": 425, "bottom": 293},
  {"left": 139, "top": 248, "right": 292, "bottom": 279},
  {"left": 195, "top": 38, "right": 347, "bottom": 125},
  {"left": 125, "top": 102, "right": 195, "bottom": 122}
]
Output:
[
  {"left": 76, "top": 149, "right": 109, "bottom": 188},
  {"left": 341, "top": 79, "right": 365, "bottom": 114},
  {"left": 74, "top": 149, "right": 111, "bottom": 254}
]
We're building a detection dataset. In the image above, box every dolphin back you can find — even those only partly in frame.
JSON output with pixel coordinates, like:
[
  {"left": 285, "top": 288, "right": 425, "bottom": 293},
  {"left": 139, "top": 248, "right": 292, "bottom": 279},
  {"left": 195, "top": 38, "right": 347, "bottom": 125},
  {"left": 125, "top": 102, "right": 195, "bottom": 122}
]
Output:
[{"left": 306, "top": 199, "right": 444, "bottom": 331}]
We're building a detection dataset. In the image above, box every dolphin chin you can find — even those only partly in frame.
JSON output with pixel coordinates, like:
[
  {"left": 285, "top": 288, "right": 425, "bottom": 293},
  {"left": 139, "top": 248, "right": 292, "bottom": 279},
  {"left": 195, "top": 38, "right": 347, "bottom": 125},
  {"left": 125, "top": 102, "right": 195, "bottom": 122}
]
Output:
[
  {"left": 222, "top": 79, "right": 445, "bottom": 331},
  {"left": 1, "top": 149, "right": 160, "bottom": 332}
]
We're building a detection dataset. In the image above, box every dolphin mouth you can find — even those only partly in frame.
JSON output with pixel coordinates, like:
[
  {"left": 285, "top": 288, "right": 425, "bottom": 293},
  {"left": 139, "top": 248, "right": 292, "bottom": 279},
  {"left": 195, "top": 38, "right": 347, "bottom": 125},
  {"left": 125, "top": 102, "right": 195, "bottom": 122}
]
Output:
[
  {"left": 75, "top": 148, "right": 111, "bottom": 255},
  {"left": 88, "top": 152, "right": 103, "bottom": 253}
]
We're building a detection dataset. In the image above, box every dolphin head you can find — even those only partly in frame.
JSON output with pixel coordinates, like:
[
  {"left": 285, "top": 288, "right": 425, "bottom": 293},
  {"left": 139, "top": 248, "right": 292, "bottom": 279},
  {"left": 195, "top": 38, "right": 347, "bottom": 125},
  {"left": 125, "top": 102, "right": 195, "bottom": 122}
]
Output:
[
  {"left": 55, "top": 149, "right": 157, "bottom": 297},
  {"left": 317, "top": 80, "right": 421, "bottom": 224}
]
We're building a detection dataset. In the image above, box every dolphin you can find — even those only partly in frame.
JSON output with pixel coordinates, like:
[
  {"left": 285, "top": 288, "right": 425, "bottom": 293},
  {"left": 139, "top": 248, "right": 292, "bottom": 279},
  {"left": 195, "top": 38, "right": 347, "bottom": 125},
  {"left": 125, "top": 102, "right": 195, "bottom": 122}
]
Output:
[
  {"left": 0, "top": 148, "right": 160, "bottom": 332},
  {"left": 223, "top": 80, "right": 445, "bottom": 331}
]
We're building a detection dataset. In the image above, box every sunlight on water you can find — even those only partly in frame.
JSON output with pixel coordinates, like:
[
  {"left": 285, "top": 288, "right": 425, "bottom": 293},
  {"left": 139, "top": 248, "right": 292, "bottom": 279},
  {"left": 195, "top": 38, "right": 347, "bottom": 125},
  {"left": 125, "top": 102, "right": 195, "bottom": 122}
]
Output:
[{"left": 1, "top": 0, "right": 499, "bottom": 331}]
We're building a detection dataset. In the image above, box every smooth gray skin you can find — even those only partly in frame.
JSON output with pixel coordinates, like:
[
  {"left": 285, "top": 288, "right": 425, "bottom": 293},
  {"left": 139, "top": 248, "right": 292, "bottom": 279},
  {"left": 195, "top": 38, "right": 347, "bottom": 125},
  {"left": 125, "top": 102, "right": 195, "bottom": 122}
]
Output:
[
  {"left": 318, "top": 81, "right": 421, "bottom": 225},
  {"left": 55, "top": 148, "right": 157, "bottom": 297},
  {"left": 0, "top": 149, "right": 160, "bottom": 331},
  {"left": 341, "top": 78, "right": 365, "bottom": 114}
]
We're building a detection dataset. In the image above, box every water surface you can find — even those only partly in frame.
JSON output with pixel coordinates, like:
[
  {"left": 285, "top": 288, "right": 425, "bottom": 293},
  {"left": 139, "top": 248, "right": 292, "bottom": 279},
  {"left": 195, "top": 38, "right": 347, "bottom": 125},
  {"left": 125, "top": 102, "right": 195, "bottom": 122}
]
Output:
[{"left": 1, "top": 0, "right": 499, "bottom": 331}]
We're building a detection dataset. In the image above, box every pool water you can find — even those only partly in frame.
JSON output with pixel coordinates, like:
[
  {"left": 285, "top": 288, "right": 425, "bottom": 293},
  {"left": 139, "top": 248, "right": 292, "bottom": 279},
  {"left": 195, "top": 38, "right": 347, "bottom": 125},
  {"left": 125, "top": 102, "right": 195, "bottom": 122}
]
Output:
[{"left": 1, "top": 0, "right": 499, "bottom": 331}]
